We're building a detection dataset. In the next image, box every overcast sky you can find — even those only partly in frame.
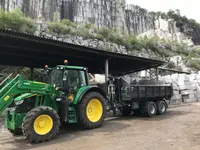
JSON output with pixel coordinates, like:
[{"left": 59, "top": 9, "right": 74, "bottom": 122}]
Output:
[{"left": 126, "top": 0, "right": 200, "bottom": 23}]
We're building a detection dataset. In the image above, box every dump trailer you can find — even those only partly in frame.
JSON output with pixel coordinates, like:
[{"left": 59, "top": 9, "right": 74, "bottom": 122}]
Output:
[
  {"left": 96, "top": 76, "right": 173, "bottom": 117},
  {"left": 113, "top": 78, "right": 173, "bottom": 117},
  {"left": 0, "top": 60, "right": 173, "bottom": 143}
]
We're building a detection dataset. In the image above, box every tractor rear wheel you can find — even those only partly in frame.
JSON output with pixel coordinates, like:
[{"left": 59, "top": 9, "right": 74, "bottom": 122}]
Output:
[
  {"left": 22, "top": 106, "right": 60, "bottom": 143},
  {"left": 78, "top": 92, "right": 106, "bottom": 129}
]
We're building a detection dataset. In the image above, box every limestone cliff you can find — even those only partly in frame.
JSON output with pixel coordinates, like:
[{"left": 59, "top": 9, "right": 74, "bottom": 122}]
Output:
[{"left": 0, "top": 0, "right": 182, "bottom": 39}]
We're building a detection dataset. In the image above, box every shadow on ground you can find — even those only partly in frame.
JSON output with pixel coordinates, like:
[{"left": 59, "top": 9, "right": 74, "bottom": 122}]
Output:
[
  {"left": 107, "top": 108, "right": 192, "bottom": 122},
  {"left": 0, "top": 106, "right": 193, "bottom": 150},
  {"left": 0, "top": 119, "right": 130, "bottom": 150}
]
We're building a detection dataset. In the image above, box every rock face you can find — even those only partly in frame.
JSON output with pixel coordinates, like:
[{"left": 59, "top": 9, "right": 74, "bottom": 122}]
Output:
[
  {"left": 0, "top": 0, "right": 191, "bottom": 43},
  {"left": 0, "top": 0, "right": 61, "bottom": 20},
  {"left": 138, "top": 17, "right": 193, "bottom": 45}
]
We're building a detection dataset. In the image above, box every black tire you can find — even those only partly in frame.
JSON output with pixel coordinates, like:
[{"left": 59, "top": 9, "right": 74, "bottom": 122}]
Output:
[
  {"left": 22, "top": 106, "right": 60, "bottom": 143},
  {"left": 119, "top": 107, "right": 132, "bottom": 116},
  {"left": 133, "top": 109, "right": 141, "bottom": 116},
  {"left": 8, "top": 128, "right": 22, "bottom": 136},
  {"left": 78, "top": 92, "right": 106, "bottom": 129},
  {"left": 156, "top": 100, "right": 167, "bottom": 115},
  {"left": 145, "top": 101, "right": 157, "bottom": 117}
]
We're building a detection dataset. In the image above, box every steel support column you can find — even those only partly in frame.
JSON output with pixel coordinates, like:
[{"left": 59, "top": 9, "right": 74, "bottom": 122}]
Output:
[
  {"left": 30, "top": 68, "right": 34, "bottom": 80},
  {"left": 156, "top": 67, "right": 159, "bottom": 84},
  {"left": 105, "top": 59, "right": 109, "bottom": 95}
]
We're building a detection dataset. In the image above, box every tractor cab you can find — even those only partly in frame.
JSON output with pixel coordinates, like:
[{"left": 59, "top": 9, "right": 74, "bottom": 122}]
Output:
[
  {"left": 41, "top": 60, "right": 89, "bottom": 102},
  {"left": 41, "top": 61, "right": 88, "bottom": 87},
  {"left": 52, "top": 65, "right": 88, "bottom": 88}
]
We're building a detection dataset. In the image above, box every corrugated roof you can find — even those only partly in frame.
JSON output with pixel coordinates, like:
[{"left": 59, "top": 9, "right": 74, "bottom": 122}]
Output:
[{"left": 0, "top": 29, "right": 165, "bottom": 76}]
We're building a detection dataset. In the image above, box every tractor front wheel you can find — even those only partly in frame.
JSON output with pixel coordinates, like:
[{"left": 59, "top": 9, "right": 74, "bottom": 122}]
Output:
[
  {"left": 78, "top": 92, "right": 106, "bottom": 129},
  {"left": 22, "top": 106, "right": 60, "bottom": 143}
]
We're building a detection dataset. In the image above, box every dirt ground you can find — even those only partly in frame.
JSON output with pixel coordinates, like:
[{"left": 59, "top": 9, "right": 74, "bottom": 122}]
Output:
[{"left": 1, "top": 103, "right": 200, "bottom": 150}]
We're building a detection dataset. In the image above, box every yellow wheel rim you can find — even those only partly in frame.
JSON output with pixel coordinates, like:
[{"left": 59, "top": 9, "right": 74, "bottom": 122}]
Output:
[
  {"left": 33, "top": 115, "right": 53, "bottom": 135},
  {"left": 86, "top": 99, "right": 103, "bottom": 122}
]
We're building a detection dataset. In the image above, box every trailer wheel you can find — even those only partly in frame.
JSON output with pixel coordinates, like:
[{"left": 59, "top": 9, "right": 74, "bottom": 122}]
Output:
[
  {"left": 119, "top": 107, "right": 132, "bottom": 116},
  {"left": 78, "top": 92, "right": 106, "bottom": 129},
  {"left": 156, "top": 100, "right": 167, "bottom": 115},
  {"left": 145, "top": 101, "right": 157, "bottom": 117},
  {"left": 133, "top": 109, "right": 141, "bottom": 116},
  {"left": 22, "top": 106, "right": 60, "bottom": 143}
]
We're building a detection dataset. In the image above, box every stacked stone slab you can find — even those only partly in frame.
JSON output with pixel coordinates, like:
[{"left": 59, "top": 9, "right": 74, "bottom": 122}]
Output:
[
  {"left": 160, "top": 73, "right": 200, "bottom": 105},
  {"left": 159, "top": 74, "right": 181, "bottom": 104}
]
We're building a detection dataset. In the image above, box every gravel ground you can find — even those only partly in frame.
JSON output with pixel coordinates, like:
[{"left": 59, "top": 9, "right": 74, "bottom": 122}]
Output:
[{"left": 1, "top": 103, "right": 200, "bottom": 150}]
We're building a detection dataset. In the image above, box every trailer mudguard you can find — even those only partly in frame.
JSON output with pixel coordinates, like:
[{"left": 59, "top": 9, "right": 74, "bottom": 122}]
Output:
[{"left": 73, "top": 86, "right": 107, "bottom": 105}]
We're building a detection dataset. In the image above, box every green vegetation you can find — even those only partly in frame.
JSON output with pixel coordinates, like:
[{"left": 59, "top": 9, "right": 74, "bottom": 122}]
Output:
[
  {"left": 186, "top": 59, "right": 200, "bottom": 71},
  {"left": 45, "top": 17, "right": 196, "bottom": 62},
  {"left": 1, "top": 9, "right": 200, "bottom": 71},
  {"left": 0, "top": 9, "right": 36, "bottom": 34},
  {"left": 151, "top": 9, "right": 200, "bottom": 45},
  {"left": 129, "top": 5, "right": 200, "bottom": 45}
]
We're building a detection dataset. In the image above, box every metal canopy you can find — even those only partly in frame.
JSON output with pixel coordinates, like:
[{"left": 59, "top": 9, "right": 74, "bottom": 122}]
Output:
[
  {"left": 0, "top": 29, "right": 165, "bottom": 76},
  {"left": 158, "top": 67, "right": 191, "bottom": 75}
]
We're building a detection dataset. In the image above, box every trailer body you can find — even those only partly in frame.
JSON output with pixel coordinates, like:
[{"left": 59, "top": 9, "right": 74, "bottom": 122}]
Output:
[
  {"left": 106, "top": 77, "right": 174, "bottom": 117},
  {"left": 121, "top": 85, "right": 173, "bottom": 102}
]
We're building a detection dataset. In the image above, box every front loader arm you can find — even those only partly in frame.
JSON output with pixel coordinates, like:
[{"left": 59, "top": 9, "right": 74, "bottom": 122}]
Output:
[
  {"left": 0, "top": 74, "right": 57, "bottom": 116},
  {"left": 0, "top": 74, "right": 21, "bottom": 115}
]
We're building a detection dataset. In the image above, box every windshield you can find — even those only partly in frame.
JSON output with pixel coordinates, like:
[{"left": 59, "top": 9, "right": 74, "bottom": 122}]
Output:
[
  {"left": 48, "top": 70, "right": 63, "bottom": 87},
  {"left": 64, "top": 70, "right": 87, "bottom": 88}
]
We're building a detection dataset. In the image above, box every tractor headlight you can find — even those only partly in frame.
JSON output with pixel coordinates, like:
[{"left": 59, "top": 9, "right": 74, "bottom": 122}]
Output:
[
  {"left": 56, "top": 98, "right": 62, "bottom": 101},
  {"left": 15, "top": 100, "right": 24, "bottom": 105}
]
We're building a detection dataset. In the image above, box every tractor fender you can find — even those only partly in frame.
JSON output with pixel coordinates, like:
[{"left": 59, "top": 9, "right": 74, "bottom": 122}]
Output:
[
  {"left": 73, "top": 86, "right": 107, "bottom": 105},
  {"left": 14, "top": 93, "right": 38, "bottom": 102}
]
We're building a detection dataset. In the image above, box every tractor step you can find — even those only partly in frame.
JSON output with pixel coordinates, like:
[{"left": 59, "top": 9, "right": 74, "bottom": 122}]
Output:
[{"left": 68, "top": 107, "right": 77, "bottom": 123}]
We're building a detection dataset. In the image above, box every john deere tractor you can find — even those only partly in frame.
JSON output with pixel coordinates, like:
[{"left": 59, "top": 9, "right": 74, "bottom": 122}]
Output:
[{"left": 0, "top": 60, "right": 107, "bottom": 143}]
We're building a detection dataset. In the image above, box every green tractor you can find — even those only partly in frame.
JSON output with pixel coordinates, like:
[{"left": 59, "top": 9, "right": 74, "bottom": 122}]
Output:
[{"left": 0, "top": 60, "right": 107, "bottom": 143}]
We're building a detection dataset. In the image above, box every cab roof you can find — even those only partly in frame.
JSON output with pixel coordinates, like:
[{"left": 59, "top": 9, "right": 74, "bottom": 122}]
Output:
[{"left": 56, "top": 65, "right": 85, "bottom": 70}]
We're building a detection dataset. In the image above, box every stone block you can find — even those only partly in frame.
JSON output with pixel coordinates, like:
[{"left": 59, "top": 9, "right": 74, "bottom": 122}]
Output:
[
  {"left": 183, "top": 98, "right": 197, "bottom": 103},
  {"left": 171, "top": 94, "right": 182, "bottom": 100},
  {"left": 170, "top": 99, "right": 182, "bottom": 105},
  {"left": 197, "top": 97, "right": 200, "bottom": 102},
  {"left": 181, "top": 90, "right": 194, "bottom": 95},
  {"left": 182, "top": 93, "right": 197, "bottom": 102},
  {"left": 173, "top": 90, "right": 180, "bottom": 95},
  {"left": 172, "top": 84, "right": 180, "bottom": 90}
]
